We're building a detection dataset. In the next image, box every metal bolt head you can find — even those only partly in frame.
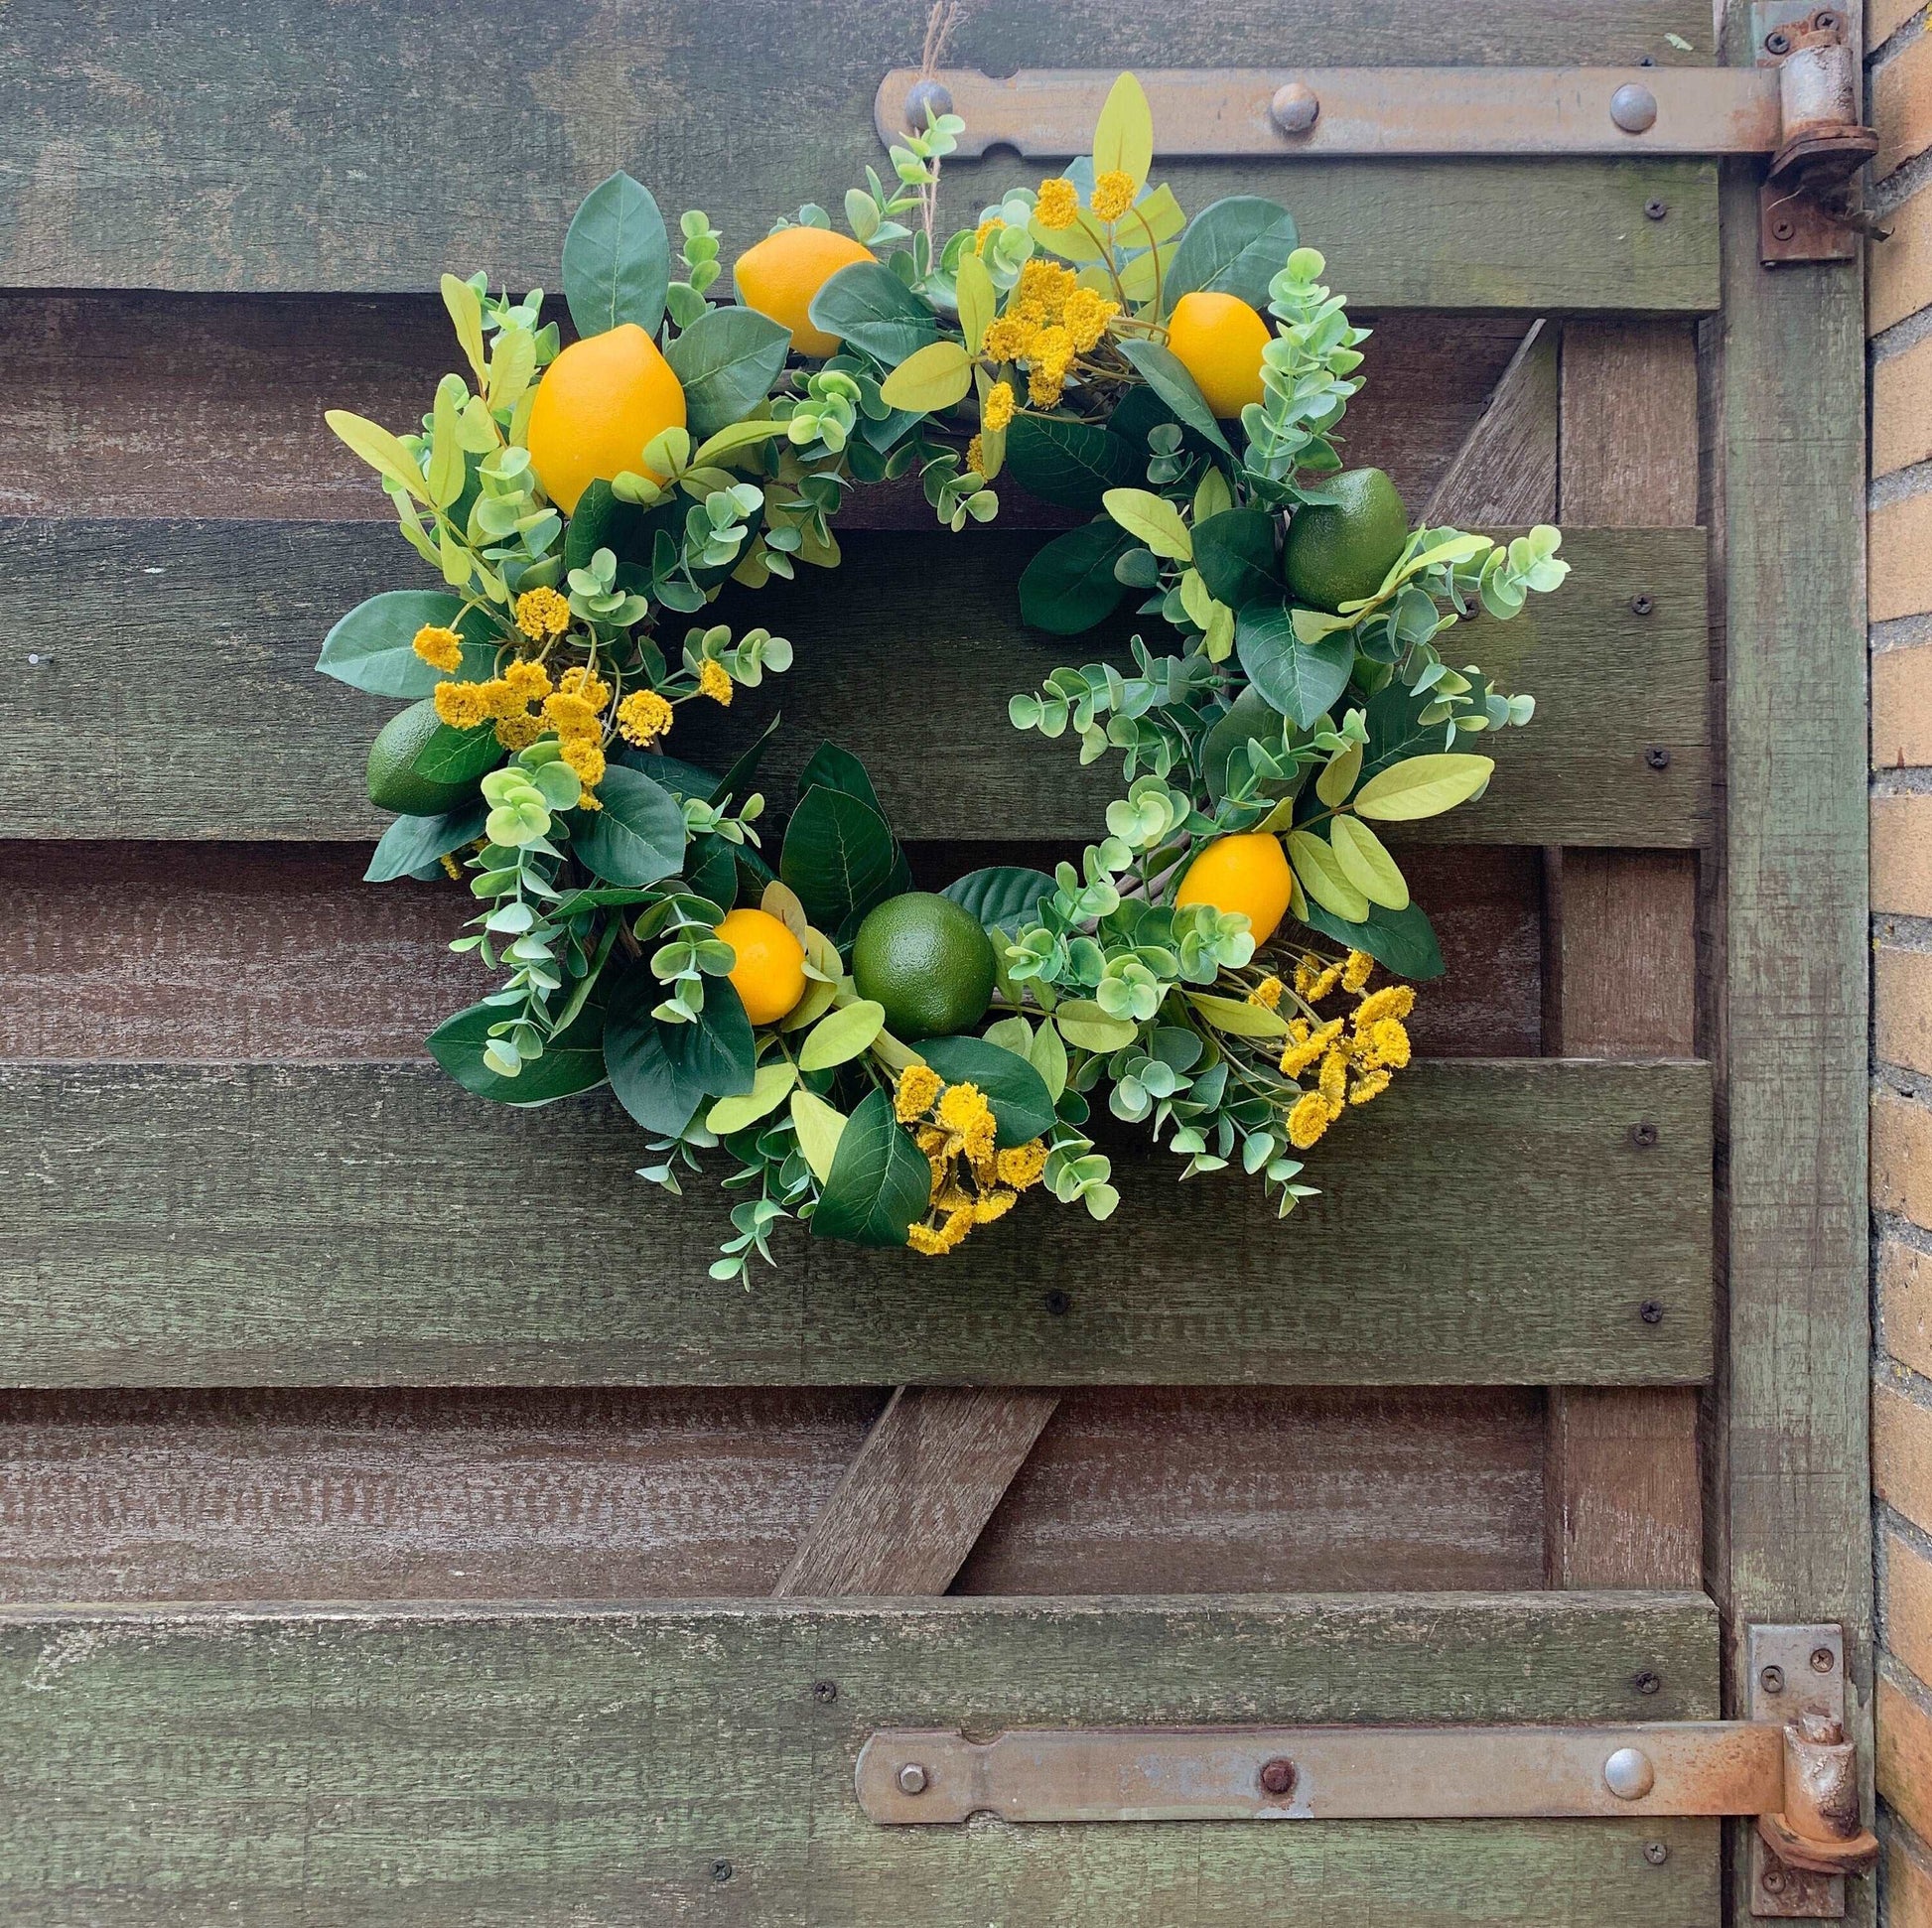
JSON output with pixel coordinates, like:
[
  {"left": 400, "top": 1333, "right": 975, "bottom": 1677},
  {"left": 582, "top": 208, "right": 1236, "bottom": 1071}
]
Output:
[
  {"left": 1645, "top": 199, "right": 1670, "bottom": 220},
  {"left": 1043, "top": 1290, "right": 1072, "bottom": 1317},
  {"left": 1644, "top": 746, "right": 1672, "bottom": 770},
  {"left": 1810, "top": 1646, "right": 1837, "bottom": 1674},
  {"left": 1634, "top": 1670, "right": 1662, "bottom": 1697},
  {"left": 1270, "top": 81, "right": 1320, "bottom": 136},
  {"left": 710, "top": 1859, "right": 734, "bottom": 1884},
  {"left": 1630, "top": 1122, "right": 1660, "bottom": 1149},
  {"left": 1603, "top": 1746, "right": 1656, "bottom": 1801},
  {"left": 902, "top": 78, "right": 954, "bottom": 130},
  {"left": 897, "top": 1762, "right": 929, "bottom": 1796},
  {"left": 1772, "top": 215, "right": 1796, "bottom": 241},
  {"left": 1258, "top": 1757, "right": 1298, "bottom": 1797},
  {"left": 1759, "top": 1664, "right": 1786, "bottom": 1694},
  {"left": 811, "top": 1679, "right": 838, "bottom": 1705},
  {"left": 1765, "top": 28, "right": 1793, "bottom": 55},
  {"left": 1640, "top": 1300, "right": 1666, "bottom": 1325},
  {"left": 1630, "top": 593, "right": 1655, "bottom": 616},
  {"left": 1610, "top": 83, "right": 1659, "bottom": 134},
  {"left": 1643, "top": 1840, "right": 1670, "bottom": 1865},
  {"left": 1762, "top": 1863, "right": 1788, "bottom": 1894}
]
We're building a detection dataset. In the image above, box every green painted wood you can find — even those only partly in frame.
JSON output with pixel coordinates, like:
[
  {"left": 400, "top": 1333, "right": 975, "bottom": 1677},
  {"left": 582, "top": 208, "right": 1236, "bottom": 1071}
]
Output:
[
  {"left": 0, "top": 1059, "right": 1713, "bottom": 1389},
  {"left": 1715, "top": 7, "right": 1872, "bottom": 1923},
  {"left": 0, "top": 2, "right": 1717, "bottom": 309},
  {"left": 0, "top": 1591, "right": 1719, "bottom": 1925},
  {"left": 0, "top": 521, "right": 1709, "bottom": 847}
]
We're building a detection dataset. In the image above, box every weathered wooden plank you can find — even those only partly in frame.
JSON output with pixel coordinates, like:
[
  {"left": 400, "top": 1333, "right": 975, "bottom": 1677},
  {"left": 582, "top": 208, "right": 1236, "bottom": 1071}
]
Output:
[
  {"left": 0, "top": 841, "right": 1543, "bottom": 1061},
  {"left": 773, "top": 1387, "right": 1061, "bottom": 1596},
  {"left": 0, "top": 521, "right": 1711, "bottom": 846},
  {"left": 1422, "top": 319, "right": 1560, "bottom": 525},
  {"left": 0, "top": 1386, "right": 1547, "bottom": 1601},
  {"left": 1716, "top": 0, "right": 1872, "bottom": 1915},
  {"left": 0, "top": 1058, "right": 1714, "bottom": 1388},
  {"left": 0, "top": 2, "right": 1717, "bottom": 307},
  {"left": 0, "top": 1591, "right": 1721, "bottom": 1926},
  {"left": 1542, "top": 321, "right": 1707, "bottom": 1595},
  {"left": 0, "top": 299, "right": 1531, "bottom": 524}
]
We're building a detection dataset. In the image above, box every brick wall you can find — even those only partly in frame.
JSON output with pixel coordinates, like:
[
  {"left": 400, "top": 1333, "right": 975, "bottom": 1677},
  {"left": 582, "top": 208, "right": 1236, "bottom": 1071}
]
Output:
[{"left": 1872, "top": 5, "right": 1932, "bottom": 1919}]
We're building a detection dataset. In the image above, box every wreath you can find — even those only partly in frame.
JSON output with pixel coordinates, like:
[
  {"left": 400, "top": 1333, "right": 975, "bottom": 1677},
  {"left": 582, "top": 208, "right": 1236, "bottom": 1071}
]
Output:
[{"left": 317, "top": 74, "right": 1568, "bottom": 1280}]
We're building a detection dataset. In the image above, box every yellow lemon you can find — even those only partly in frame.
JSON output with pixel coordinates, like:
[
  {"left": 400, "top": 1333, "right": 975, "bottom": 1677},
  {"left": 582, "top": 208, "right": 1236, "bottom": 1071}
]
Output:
[
  {"left": 1165, "top": 291, "right": 1272, "bottom": 421},
  {"left": 715, "top": 907, "right": 808, "bottom": 1026},
  {"left": 1173, "top": 833, "right": 1295, "bottom": 946},
  {"left": 733, "top": 225, "right": 874, "bottom": 357},
  {"left": 526, "top": 323, "right": 686, "bottom": 514}
]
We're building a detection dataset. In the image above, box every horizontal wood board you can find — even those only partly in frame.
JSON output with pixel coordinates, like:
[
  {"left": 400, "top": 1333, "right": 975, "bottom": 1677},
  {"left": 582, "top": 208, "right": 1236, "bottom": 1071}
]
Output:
[
  {"left": 2, "top": 523, "right": 1710, "bottom": 845},
  {"left": 0, "top": 1591, "right": 1720, "bottom": 1925},
  {"left": 0, "top": 2, "right": 1716, "bottom": 309},
  {"left": 0, "top": 1058, "right": 1713, "bottom": 1388},
  {"left": 0, "top": 1386, "right": 1546, "bottom": 1601},
  {"left": 0, "top": 302, "right": 1532, "bottom": 524}
]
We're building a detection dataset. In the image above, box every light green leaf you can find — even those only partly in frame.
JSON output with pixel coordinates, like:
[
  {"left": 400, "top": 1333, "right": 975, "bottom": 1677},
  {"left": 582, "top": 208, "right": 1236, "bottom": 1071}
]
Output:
[
  {"left": 1290, "top": 607, "right": 1355, "bottom": 645},
  {"left": 1093, "top": 70, "right": 1155, "bottom": 191},
  {"left": 790, "top": 1089, "right": 847, "bottom": 1183},
  {"left": 955, "top": 249, "right": 996, "bottom": 355},
  {"left": 983, "top": 1015, "right": 1035, "bottom": 1057},
  {"left": 879, "top": 338, "right": 974, "bottom": 412},
  {"left": 441, "top": 274, "right": 486, "bottom": 383},
  {"left": 1177, "top": 567, "right": 1216, "bottom": 631},
  {"left": 1192, "top": 466, "right": 1233, "bottom": 522},
  {"left": 1314, "top": 740, "right": 1362, "bottom": 808},
  {"left": 705, "top": 1059, "right": 798, "bottom": 1135},
  {"left": 1102, "top": 486, "right": 1192, "bottom": 560},
  {"left": 1188, "top": 991, "right": 1291, "bottom": 1039},
  {"left": 1329, "top": 813, "right": 1410, "bottom": 909},
  {"left": 486, "top": 327, "right": 536, "bottom": 414},
  {"left": 1117, "top": 242, "right": 1176, "bottom": 306},
  {"left": 798, "top": 999, "right": 886, "bottom": 1071},
  {"left": 1287, "top": 829, "right": 1370, "bottom": 921},
  {"left": 1120, "top": 180, "right": 1186, "bottom": 246},
  {"left": 1055, "top": 1000, "right": 1140, "bottom": 1052},
  {"left": 427, "top": 374, "right": 466, "bottom": 509},
  {"left": 1028, "top": 1017, "right": 1068, "bottom": 1103},
  {"left": 1352, "top": 752, "right": 1495, "bottom": 822},
  {"left": 693, "top": 419, "right": 788, "bottom": 468},
  {"left": 326, "top": 409, "right": 427, "bottom": 501}
]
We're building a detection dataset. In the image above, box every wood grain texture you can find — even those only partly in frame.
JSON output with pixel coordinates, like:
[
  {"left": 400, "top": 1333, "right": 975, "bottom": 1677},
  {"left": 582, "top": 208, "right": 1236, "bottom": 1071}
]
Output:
[
  {"left": 0, "top": 1, "right": 1716, "bottom": 307},
  {"left": 773, "top": 1388, "right": 1060, "bottom": 1596},
  {"left": 0, "top": 1059, "right": 1715, "bottom": 1388},
  {"left": 0, "top": 841, "right": 1541, "bottom": 1062},
  {"left": 1421, "top": 319, "right": 1559, "bottom": 525},
  {"left": 0, "top": 1386, "right": 1546, "bottom": 1602},
  {"left": 1717, "top": 0, "right": 1874, "bottom": 1820},
  {"left": 957, "top": 1388, "right": 1545, "bottom": 1595},
  {"left": 0, "top": 521, "right": 1712, "bottom": 846},
  {"left": 0, "top": 1591, "right": 1721, "bottom": 1926},
  {"left": 0, "top": 298, "right": 1530, "bottom": 524},
  {"left": 1542, "top": 323, "right": 1705, "bottom": 1596}
]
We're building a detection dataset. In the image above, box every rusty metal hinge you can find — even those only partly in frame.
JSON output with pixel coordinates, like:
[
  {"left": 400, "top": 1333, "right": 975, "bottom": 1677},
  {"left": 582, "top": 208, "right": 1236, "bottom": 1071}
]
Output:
[
  {"left": 857, "top": 1625, "right": 1874, "bottom": 1921},
  {"left": 877, "top": 7, "right": 1877, "bottom": 267}
]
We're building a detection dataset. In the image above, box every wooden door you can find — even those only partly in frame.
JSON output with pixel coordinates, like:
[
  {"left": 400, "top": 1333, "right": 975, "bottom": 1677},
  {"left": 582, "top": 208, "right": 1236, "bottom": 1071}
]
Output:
[{"left": 0, "top": 2, "right": 1867, "bottom": 1923}]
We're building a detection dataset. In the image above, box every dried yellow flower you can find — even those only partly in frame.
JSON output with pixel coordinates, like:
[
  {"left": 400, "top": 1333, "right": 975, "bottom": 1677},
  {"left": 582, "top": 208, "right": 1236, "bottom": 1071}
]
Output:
[
  {"left": 514, "top": 586, "right": 571, "bottom": 641},
  {"left": 982, "top": 380, "right": 1017, "bottom": 433},
  {"left": 1341, "top": 949, "right": 1374, "bottom": 994},
  {"left": 1248, "top": 976, "right": 1284, "bottom": 1011},
  {"left": 698, "top": 658, "right": 733, "bottom": 706},
  {"left": 493, "top": 713, "right": 543, "bottom": 753},
  {"left": 616, "top": 688, "right": 674, "bottom": 746},
  {"left": 996, "top": 1140, "right": 1048, "bottom": 1190},
  {"left": 432, "top": 681, "right": 490, "bottom": 730},
  {"left": 1288, "top": 1090, "right": 1338, "bottom": 1150},
  {"left": 412, "top": 624, "right": 464, "bottom": 673},
  {"left": 1090, "top": 169, "right": 1136, "bottom": 221},
  {"left": 895, "top": 1064, "right": 943, "bottom": 1122},
  {"left": 1034, "top": 177, "right": 1080, "bottom": 229}
]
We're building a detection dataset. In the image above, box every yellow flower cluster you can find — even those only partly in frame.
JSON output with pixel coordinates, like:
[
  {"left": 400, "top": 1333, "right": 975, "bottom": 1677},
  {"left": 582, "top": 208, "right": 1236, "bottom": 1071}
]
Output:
[
  {"left": 894, "top": 1065, "right": 1047, "bottom": 1257},
  {"left": 617, "top": 688, "right": 673, "bottom": 747},
  {"left": 982, "top": 380, "right": 1016, "bottom": 434},
  {"left": 1090, "top": 169, "right": 1136, "bottom": 222},
  {"left": 980, "top": 260, "right": 1119, "bottom": 408},
  {"left": 514, "top": 586, "right": 571, "bottom": 642},
  {"left": 434, "top": 655, "right": 556, "bottom": 740},
  {"left": 1247, "top": 975, "right": 1284, "bottom": 1011},
  {"left": 411, "top": 624, "right": 464, "bottom": 674},
  {"left": 1277, "top": 959, "right": 1417, "bottom": 1152},
  {"left": 698, "top": 658, "right": 733, "bottom": 706},
  {"left": 1034, "top": 177, "right": 1080, "bottom": 230}
]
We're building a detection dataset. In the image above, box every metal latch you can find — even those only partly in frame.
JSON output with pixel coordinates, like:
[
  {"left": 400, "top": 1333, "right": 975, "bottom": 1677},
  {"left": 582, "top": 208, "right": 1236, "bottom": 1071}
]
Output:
[
  {"left": 877, "top": 6, "right": 1878, "bottom": 265},
  {"left": 857, "top": 1626, "right": 1875, "bottom": 1920}
]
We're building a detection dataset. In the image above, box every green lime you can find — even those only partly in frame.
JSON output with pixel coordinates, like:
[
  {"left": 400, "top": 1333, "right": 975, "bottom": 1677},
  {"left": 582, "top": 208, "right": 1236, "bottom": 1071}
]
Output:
[
  {"left": 1282, "top": 467, "right": 1411, "bottom": 614},
  {"left": 851, "top": 893, "right": 998, "bottom": 1042},
  {"left": 366, "top": 698, "right": 484, "bottom": 816}
]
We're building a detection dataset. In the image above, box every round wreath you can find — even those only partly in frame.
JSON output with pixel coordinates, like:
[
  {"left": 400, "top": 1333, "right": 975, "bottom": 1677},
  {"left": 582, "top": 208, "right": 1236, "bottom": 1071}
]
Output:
[{"left": 318, "top": 74, "right": 1569, "bottom": 1280}]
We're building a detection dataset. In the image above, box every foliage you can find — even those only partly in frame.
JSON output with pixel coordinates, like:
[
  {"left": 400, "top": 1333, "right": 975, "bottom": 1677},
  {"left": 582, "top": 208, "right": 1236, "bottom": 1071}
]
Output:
[{"left": 318, "top": 74, "right": 1570, "bottom": 1279}]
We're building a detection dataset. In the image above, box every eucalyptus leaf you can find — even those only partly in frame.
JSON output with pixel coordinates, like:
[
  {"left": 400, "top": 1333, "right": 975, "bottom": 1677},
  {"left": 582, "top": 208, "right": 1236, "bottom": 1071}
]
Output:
[{"left": 562, "top": 172, "right": 670, "bottom": 338}]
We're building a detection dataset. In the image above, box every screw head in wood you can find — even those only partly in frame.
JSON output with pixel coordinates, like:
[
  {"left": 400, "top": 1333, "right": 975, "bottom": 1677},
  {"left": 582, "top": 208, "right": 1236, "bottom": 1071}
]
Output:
[
  {"left": 1765, "top": 28, "right": 1794, "bottom": 55},
  {"left": 1603, "top": 1747, "right": 1656, "bottom": 1800},
  {"left": 1630, "top": 593, "right": 1655, "bottom": 616},
  {"left": 1644, "top": 1841, "right": 1670, "bottom": 1865},
  {"left": 1258, "top": 1757, "right": 1298, "bottom": 1797},
  {"left": 1645, "top": 199, "right": 1670, "bottom": 220},
  {"left": 1610, "top": 83, "right": 1659, "bottom": 134},
  {"left": 1634, "top": 1670, "right": 1662, "bottom": 1696},
  {"left": 711, "top": 1859, "right": 734, "bottom": 1884},
  {"left": 903, "top": 79, "right": 954, "bottom": 130},
  {"left": 1810, "top": 1646, "right": 1837, "bottom": 1674},
  {"left": 1760, "top": 1664, "right": 1786, "bottom": 1694},
  {"left": 897, "top": 1762, "right": 929, "bottom": 1796},
  {"left": 1271, "top": 82, "right": 1319, "bottom": 136},
  {"left": 1772, "top": 216, "right": 1796, "bottom": 241},
  {"left": 1762, "top": 1863, "right": 1787, "bottom": 1893},
  {"left": 1645, "top": 746, "right": 1672, "bottom": 770},
  {"left": 1043, "top": 1290, "right": 1072, "bottom": 1317},
  {"left": 1640, "top": 1300, "right": 1665, "bottom": 1325},
  {"left": 812, "top": 1679, "right": 838, "bottom": 1704},
  {"left": 1630, "top": 1122, "right": 1660, "bottom": 1149}
]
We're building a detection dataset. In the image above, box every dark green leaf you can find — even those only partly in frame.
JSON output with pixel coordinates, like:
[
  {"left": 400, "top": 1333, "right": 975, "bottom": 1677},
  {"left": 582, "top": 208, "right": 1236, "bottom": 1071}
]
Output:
[
  {"left": 563, "top": 480, "right": 652, "bottom": 576},
  {"left": 1004, "top": 413, "right": 1143, "bottom": 510},
  {"left": 683, "top": 831, "right": 739, "bottom": 908},
  {"left": 1116, "top": 338, "right": 1232, "bottom": 451},
  {"left": 427, "top": 998, "right": 610, "bottom": 1106},
  {"left": 664, "top": 306, "right": 792, "bottom": 439},
  {"left": 779, "top": 786, "right": 901, "bottom": 932},
  {"left": 1359, "top": 677, "right": 1452, "bottom": 785},
  {"left": 662, "top": 974, "right": 757, "bottom": 1099},
  {"left": 602, "top": 966, "right": 709, "bottom": 1136},
  {"left": 917, "top": 1035, "right": 1055, "bottom": 1147},
  {"left": 941, "top": 866, "right": 1055, "bottom": 935},
  {"left": 1168, "top": 196, "right": 1300, "bottom": 310},
  {"left": 1106, "top": 384, "right": 1177, "bottom": 454},
  {"left": 805, "top": 260, "right": 938, "bottom": 368},
  {"left": 317, "top": 591, "right": 498, "bottom": 697},
  {"left": 562, "top": 171, "right": 670, "bottom": 338},
  {"left": 811, "top": 1087, "right": 929, "bottom": 1248},
  {"left": 708, "top": 711, "right": 782, "bottom": 806},
  {"left": 796, "top": 740, "right": 888, "bottom": 820},
  {"left": 1236, "top": 604, "right": 1355, "bottom": 728},
  {"left": 1199, "top": 688, "right": 1301, "bottom": 803},
  {"left": 1018, "top": 520, "right": 1135, "bottom": 635},
  {"left": 641, "top": 752, "right": 724, "bottom": 801},
  {"left": 364, "top": 799, "right": 487, "bottom": 883},
  {"left": 1299, "top": 898, "right": 1446, "bottom": 981},
  {"left": 413, "top": 721, "right": 502, "bottom": 787},
  {"left": 572, "top": 763, "right": 688, "bottom": 888},
  {"left": 1191, "top": 507, "right": 1280, "bottom": 608}
]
